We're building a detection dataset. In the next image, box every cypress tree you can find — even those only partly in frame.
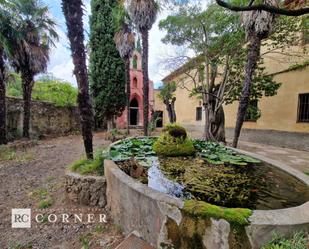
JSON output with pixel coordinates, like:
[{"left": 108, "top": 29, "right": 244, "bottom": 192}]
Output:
[{"left": 90, "top": 0, "right": 126, "bottom": 129}]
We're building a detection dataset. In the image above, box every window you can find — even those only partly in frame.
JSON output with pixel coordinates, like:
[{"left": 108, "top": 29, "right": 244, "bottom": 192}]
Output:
[
  {"left": 196, "top": 107, "right": 202, "bottom": 121},
  {"left": 133, "top": 77, "right": 138, "bottom": 88},
  {"left": 245, "top": 100, "right": 260, "bottom": 122},
  {"left": 298, "top": 93, "right": 309, "bottom": 122},
  {"left": 133, "top": 55, "right": 138, "bottom": 69}
]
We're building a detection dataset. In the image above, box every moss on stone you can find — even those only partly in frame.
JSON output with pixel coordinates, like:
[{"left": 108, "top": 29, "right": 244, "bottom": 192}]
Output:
[
  {"left": 153, "top": 124, "right": 196, "bottom": 157},
  {"left": 183, "top": 200, "right": 252, "bottom": 226}
]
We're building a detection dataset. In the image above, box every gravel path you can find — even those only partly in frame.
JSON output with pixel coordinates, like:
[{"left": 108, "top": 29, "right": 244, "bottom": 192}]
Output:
[{"left": 0, "top": 132, "right": 123, "bottom": 249}]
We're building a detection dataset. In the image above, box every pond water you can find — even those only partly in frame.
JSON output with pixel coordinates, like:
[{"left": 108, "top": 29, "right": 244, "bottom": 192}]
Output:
[{"left": 145, "top": 157, "right": 309, "bottom": 210}]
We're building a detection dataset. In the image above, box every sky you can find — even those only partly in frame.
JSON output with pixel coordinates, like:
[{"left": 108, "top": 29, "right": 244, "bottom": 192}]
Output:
[{"left": 43, "top": 0, "right": 175, "bottom": 89}]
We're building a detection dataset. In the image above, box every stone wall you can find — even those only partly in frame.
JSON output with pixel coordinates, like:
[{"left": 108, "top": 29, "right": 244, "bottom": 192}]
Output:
[
  {"left": 6, "top": 97, "right": 80, "bottom": 139},
  {"left": 65, "top": 172, "right": 107, "bottom": 208}
]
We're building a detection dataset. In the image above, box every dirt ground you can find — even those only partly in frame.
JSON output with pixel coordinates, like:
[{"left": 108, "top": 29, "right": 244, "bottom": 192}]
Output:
[{"left": 0, "top": 132, "right": 126, "bottom": 249}]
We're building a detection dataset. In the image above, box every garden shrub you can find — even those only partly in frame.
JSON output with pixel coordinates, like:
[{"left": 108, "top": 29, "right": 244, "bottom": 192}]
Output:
[{"left": 153, "top": 124, "right": 195, "bottom": 157}]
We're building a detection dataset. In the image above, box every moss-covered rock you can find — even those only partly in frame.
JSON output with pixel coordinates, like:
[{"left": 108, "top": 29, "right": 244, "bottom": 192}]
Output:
[
  {"left": 153, "top": 124, "right": 196, "bottom": 157},
  {"left": 183, "top": 200, "right": 252, "bottom": 226},
  {"left": 163, "top": 123, "right": 188, "bottom": 141}
]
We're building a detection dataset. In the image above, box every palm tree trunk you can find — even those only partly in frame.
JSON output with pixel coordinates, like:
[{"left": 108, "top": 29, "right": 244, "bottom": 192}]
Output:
[
  {"left": 125, "top": 58, "right": 130, "bottom": 134},
  {"left": 141, "top": 30, "right": 149, "bottom": 136},
  {"left": 0, "top": 47, "right": 7, "bottom": 145},
  {"left": 62, "top": 0, "right": 93, "bottom": 159},
  {"left": 233, "top": 35, "right": 261, "bottom": 148},
  {"left": 21, "top": 71, "right": 34, "bottom": 139}
]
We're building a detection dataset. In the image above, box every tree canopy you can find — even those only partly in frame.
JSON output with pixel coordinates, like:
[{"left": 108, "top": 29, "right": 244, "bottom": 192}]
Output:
[{"left": 6, "top": 73, "right": 78, "bottom": 107}]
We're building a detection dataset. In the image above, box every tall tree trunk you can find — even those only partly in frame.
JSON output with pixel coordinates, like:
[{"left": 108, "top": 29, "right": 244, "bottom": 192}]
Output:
[
  {"left": 0, "top": 47, "right": 7, "bottom": 145},
  {"left": 233, "top": 35, "right": 261, "bottom": 148},
  {"left": 125, "top": 58, "right": 130, "bottom": 134},
  {"left": 212, "top": 106, "right": 226, "bottom": 143},
  {"left": 141, "top": 30, "right": 149, "bottom": 136},
  {"left": 62, "top": 0, "right": 93, "bottom": 159},
  {"left": 171, "top": 97, "right": 176, "bottom": 123},
  {"left": 164, "top": 100, "right": 173, "bottom": 123},
  {"left": 21, "top": 71, "right": 34, "bottom": 139},
  {"left": 203, "top": 94, "right": 214, "bottom": 141}
]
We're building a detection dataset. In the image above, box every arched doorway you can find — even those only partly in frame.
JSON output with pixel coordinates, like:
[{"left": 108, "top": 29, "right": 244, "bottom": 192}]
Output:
[{"left": 130, "top": 98, "right": 139, "bottom": 126}]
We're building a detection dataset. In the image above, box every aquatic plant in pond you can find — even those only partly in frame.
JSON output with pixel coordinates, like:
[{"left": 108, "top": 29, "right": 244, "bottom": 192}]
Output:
[
  {"left": 110, "top": 137, "right": 157, "bottom": 162},
  {"left": 193, "top": 140, "right": 261, "bottom": 165},
  {"left": 110, "top": 137, "right": 309, "bottom": 209}
]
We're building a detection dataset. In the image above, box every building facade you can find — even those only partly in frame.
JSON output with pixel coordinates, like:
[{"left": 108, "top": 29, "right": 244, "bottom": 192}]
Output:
[
  {"left": 116, "top": 50, "right": 154, "bottom": 129},
  {"left": 154, "top": 44, "right": 309, "bottom": 151}
]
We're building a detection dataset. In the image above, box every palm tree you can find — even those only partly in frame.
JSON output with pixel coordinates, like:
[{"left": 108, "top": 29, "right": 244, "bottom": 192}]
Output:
[
  {"left": 8, "top": 0, "right": 58, "bottom": 138},
  {"left": 0, "top": 0, "right": 21, "bottom": 144},
  {"left": 128, "top": 0, "right": 158, "bottom": 136},
  {"left": 233, "top": 0, "right": 277, "bottom": 148},
  {"left": 62, "top": 0, "right": 94, "bottom": 159},
  {"left": 114, "top": 5, "right": 135, "bottom": 134}
]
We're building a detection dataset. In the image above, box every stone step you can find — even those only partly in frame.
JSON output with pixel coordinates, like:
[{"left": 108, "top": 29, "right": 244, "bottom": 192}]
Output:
[{"left": 115, "top": 234, "right": 155, "bottom": 249}]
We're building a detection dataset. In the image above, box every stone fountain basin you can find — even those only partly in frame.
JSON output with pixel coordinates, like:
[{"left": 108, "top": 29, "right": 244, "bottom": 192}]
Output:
[{"left": 104, "top": 147, "right": 309, "bottom": 249}]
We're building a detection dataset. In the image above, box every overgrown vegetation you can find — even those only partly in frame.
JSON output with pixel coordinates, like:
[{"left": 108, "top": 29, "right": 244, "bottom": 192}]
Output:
[
  {"left": 7, "top": 74, "right": 77, "bottom": 107},
  {"left": 69, "top": 147, "right": 106, "bottom": 175},
  {"left": 153, "top": 124, "right": 196, "bottom": 157},
  {"left": 183, "top": 200, "right": 252, "bottom": 226},
  {"left": 262, "top": 232, "right": 308, "bottom": 249}
]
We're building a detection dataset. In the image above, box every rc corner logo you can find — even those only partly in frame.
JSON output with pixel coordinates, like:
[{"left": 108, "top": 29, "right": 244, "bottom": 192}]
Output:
[{"left": 11, "top": 209, "right": 31, "bottom": 228}]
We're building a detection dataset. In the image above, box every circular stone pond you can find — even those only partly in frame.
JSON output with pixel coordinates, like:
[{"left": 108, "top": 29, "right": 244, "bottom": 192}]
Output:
[{"left": 104, "top": 136, "right": 309, "bottom": 249}]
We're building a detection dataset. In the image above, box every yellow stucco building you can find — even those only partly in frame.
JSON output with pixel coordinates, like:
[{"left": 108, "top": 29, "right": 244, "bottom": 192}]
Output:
[{"left": 154, "top": 44, "right": 309, "bottom": 151}]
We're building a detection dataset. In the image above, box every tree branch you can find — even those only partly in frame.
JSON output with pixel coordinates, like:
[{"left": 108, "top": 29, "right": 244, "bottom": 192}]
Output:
[{"left": 216, "top": 0, "right": 309, "bottom": 16}]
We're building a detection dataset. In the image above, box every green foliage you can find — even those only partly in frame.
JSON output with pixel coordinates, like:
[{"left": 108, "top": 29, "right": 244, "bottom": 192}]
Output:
[
  {"left": 69, "top": 148, "right": 106, "bottom": 176},
  {"left": 30, "top": 187, "right": 54, "bottom": 209},
  {"left": 262, "top": 232, "right": 308, "bottom": 249},
  {"left": 158, "top": 81, "right": 177, "bottom": 102},
  {"left": 193, "top": 140, "right": 261, "bottom": 166},
  {"left": 153, "top": 125, "right": 195, "bottom": 157},
  {"left": 183, "top": 200, "right": 252, "bottom": 226},
  {"left": 6, "top": 73, "right": 77, "bottom": 107},
  {"left": 38, "top": 197, "right": 54, "bottom": 209},
  {"left": 163, "top": 123, "right": 187, "bottom": 140},
  {"left": 110, "top": 137, "right": 157, "bottom": 162},
  {"left": 159, "top": 4, "right": 281, "bottom": 106},
  {"left": 89, "top": 0, "right": 126, "bottom": 124}
]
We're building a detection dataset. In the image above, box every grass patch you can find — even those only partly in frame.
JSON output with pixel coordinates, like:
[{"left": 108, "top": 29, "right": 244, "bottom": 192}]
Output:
[
  {"left": 69, "top": 147, "right": 106, "bottom": 175},
  {"left": 30, "top": 187, "right": 54, "bottom": 209},
  {"left": 38, "top": 197, "right": 54, "bottom": 209},
  {"left": 0, "top": 146, "right": 34, "bottom": 163},
  {"left": 262, "top": 232, "right": 308, "bottom": 249},
  {"left": 93, "top": 224, "right": 106, "bottom": 234},
  {"left": 8, "top": 241, "right": 32, "bottom": 249},
  {"left": 183, "top": 200, "right": 252, "bottom": 226},
  {"left": 0, "top": 146, "right": 16, "bottom": 161},
  {"left": 304, "top": 172, "right": 309, "bottom": 176}
]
